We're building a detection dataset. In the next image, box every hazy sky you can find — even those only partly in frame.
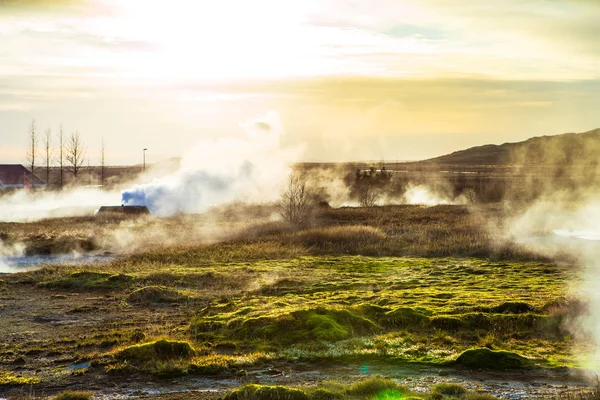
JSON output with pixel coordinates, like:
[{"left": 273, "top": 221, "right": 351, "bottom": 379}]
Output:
[{"left": 1, "top": 0, "right": 600, "bottom": 164}]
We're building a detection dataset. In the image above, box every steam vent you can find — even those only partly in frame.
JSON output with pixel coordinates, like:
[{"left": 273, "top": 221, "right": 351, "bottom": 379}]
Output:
[{"left": 96, "top": 205, "right": 151, "bottom": 216}]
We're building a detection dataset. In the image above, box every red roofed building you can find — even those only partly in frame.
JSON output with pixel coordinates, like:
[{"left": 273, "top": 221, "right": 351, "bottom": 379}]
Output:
[{"left": 0, "top": 165, "right": 47, "bottom": 192}]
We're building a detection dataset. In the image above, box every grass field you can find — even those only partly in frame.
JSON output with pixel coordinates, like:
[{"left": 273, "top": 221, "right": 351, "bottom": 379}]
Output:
[{"left": 0, "top": 204, "right": 595, "bottom": 399}]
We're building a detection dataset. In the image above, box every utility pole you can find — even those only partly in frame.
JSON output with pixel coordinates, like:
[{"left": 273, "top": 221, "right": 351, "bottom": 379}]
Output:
[{"left": 143, "top": 148, "right": 148, "bottom": 172}]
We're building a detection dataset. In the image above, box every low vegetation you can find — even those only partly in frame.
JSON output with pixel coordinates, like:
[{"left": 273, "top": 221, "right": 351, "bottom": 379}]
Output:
[
  {"left": 223, "top": 377, "right": 499, "bottom": 400},
  {"left": 0, "top": 205, "right": 590, "bottom": 398}
]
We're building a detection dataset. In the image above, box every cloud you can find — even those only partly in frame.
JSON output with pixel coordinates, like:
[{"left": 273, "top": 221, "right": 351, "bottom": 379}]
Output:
[{"left": 304, "top": 0, "right": 600, "bottom": 75}]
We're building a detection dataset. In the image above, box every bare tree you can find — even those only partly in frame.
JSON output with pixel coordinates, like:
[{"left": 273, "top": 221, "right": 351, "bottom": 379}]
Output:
[
  {"left": 87, "top": 159, "right": 93, "bottom": 185},
  {"left": 278, "top": 175, "right": 313, "bottom": 226},
  {"left": 65, "top": 131, "right": 86, "bottom": 179},
  {"left": 25, "top": 119, "right": 37, "bottom": 174},
  {"left": 358, "top": 180, "right": 379, "bottom": 207},
  {"left": 43, "top": 128, "right": 52, "bottom": 186},
  {"left": 100, "top": 138, "right": 106, "bottom": 187},
  {"left": 58, "top": 124, "right": 65, "bottom": 188}
]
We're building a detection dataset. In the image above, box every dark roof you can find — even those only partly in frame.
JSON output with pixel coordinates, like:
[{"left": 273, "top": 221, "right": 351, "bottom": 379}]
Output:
[
  {"left": 0, "top": 164, "right": 46, "bottom": 186},
  {"left": 96, "top": 206, "right": 151, "bottom": 215}
]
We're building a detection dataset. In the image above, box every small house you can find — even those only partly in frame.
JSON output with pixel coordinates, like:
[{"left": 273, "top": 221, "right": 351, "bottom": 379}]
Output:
[{"left": 0, "top": 164, "right": 47, "bottom": 192}]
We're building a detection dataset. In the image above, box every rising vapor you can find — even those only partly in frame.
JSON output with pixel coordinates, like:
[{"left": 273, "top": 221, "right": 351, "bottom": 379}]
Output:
[{"left": 121, "top": 111, "right": 304, "bottom": 216}]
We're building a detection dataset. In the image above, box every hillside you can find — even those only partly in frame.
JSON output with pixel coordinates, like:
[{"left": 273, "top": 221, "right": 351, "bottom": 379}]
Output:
[{"left": 423, "top": 128, "right": 600, "bottom": 165}]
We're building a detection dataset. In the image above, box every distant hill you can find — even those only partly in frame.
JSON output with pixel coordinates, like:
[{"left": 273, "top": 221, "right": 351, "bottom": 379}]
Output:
[{"left": 422, "top": 128, "right": 600, "bottom": 165}]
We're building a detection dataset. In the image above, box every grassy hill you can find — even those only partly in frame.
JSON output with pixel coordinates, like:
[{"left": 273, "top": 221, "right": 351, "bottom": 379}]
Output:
[{"left": 422, "top": 128, "right": 600, "bottom": 166}]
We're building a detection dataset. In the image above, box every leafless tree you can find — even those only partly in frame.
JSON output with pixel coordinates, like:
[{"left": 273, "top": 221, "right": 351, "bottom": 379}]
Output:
[
  {"left": 358, "top": 180, "right": 379, "bottom": 207},
  {"left": 87, "top": 158, "right": 93, "bottom": 185},
  {"left": 25, "top": 119, "right": 37, "bottom": 174},
  {"left": 65, "top": 131, "right": 86, "bottom": 179},
  {"left": 278, "top": 175, "right": 313, "bottom": 225},
  {"left": 100, "top": 138, "right": 106, "bottom": 187},
  {"left": 462, "top": 188, "right": 478, "bottom": 204},
  {"left": 43, "top": 128, "right": 52, "bottom": 186},
  {"left": 58, "top": 124, "right": 65, "bottom": 188}
]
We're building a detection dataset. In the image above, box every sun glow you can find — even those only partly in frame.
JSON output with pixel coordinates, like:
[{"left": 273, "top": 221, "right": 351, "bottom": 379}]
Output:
[{"left": 78, "top": 0, "right": 328, "bottom": 80}]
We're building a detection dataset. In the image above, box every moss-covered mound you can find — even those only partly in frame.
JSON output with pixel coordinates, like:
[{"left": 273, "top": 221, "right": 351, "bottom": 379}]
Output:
[
  {"left": 193, "top": 307, "right": 378, "bottom": 344},
  {"left": 223, "top": 384, "right": 309, "bottom": 400},
  {"left": 127, "top": 286, "right": 188, "bottom": 305},
  {"left": 384, "top": 307, "right": 429, "bottom": 327},
  {"left": 347, "top": 377, "right": 409, "bottom": 397},
  {"left": 485, "top": 302, "right": 538, "bottom": 314},
  {"left": 432, "top": 383, "right": 467, "bottom": 397},
  {"left": 455, "top": 348, "right": 531, "bottom": 370},
  {"left": 39, "top": 271, "right": 133, "bottom": 290},
  {"left": 116, "top": 339, "right": 195, "bottom": 362}
]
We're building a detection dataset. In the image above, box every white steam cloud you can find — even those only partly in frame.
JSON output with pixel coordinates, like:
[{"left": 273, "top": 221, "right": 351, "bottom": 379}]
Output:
[
  {"left": 121, "top": 111, "right": 303, "bottom": 216},
  {"left": 0, "top": 188, "right": 119, "bottom": 222},
  {"left": 402, "top": 184, "right": 466, "bottom": 206},
  {"left": 510, "top": 193, "right": 600, "bottom": 370},
  {"left": 0, "top": 239, "right": 26, "bottom": 273}
]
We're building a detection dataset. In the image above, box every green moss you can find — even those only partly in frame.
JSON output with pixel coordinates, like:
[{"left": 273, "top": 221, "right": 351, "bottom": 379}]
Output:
[
  {"left": 432, "top": 383, "right": 467, "bottom": 396},
  {"left": 305, "top": 314, "right": 349, "bottom": 341},
  {"left": 311, "top": 388, "right": 342, "bottom": 400},
  {"left": 484, "top": 302, "right": 538, "bottom": 314},
  {"left": 455, "top": 348, "right": 532, "bottom": 370},
  {"left": 223, "top": 384, "right": 309, "bottom": 400},
  {"left": 117, "top": 339, "right": 195, "bottom": 362},
  {"left": 385, "top": 307, "right": 429, "bottom": 327},
  {"left": 53, "top": 392, "right": 93, "bottom": 400},
  {"left": 39, "top": 271, "right": 133, "bottom": 290},
  {"left": 430, "top": 316, "right": 465, "bottom": 331},
  {"left": 347, "top": 377, "right": 409, "bottom": 397},
  {"left": 0, "top": 371, "right": 40, "bottom": 386},
  {"left": 194, "top": 307, "right": 378, "bottom": 344}
]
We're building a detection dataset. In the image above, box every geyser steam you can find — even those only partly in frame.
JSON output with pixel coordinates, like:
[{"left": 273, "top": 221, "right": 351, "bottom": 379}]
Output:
[
  {"left": 510, "top": 194, "right": 600, "bottom": 369},
  {"left": 121, "top": 111, "right": 303, "bottom": 216}
]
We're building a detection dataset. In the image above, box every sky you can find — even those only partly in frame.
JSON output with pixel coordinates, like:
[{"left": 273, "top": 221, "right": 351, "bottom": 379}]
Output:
[{"left": 1, "top": 0, "right": 600, "bottom": 165}]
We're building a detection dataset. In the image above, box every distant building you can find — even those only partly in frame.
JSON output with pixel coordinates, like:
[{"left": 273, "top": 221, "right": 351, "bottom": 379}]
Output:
[
  {"left": 96, "top": 205, "right": 151, "bottom": 216},
  {"left": 0, "top": 164, "right": 47, "bottom": 192}
]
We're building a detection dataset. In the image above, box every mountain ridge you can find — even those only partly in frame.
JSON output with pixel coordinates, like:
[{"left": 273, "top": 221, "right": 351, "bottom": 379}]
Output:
[{"left": 421, "top": 128, "right": 600, "bottom": 165}]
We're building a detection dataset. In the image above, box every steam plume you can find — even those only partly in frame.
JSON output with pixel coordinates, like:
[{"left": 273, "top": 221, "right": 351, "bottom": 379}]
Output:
[
  {"left": 0, "top": 188, "right": 119, "bottom": 222},
  {"left": 121, "top": 111, "right": 303, "bottom": 216}
]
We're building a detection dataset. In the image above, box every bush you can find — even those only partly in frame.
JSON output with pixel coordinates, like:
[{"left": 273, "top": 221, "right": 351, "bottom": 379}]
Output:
[{"left": 278, "top": 175, "right": 313, "bottom": 226}]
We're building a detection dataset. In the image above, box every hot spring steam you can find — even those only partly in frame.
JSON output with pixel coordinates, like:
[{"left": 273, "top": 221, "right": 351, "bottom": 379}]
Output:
[{"left": 122, "top": 110, "right": 302, "bottom": 216}]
